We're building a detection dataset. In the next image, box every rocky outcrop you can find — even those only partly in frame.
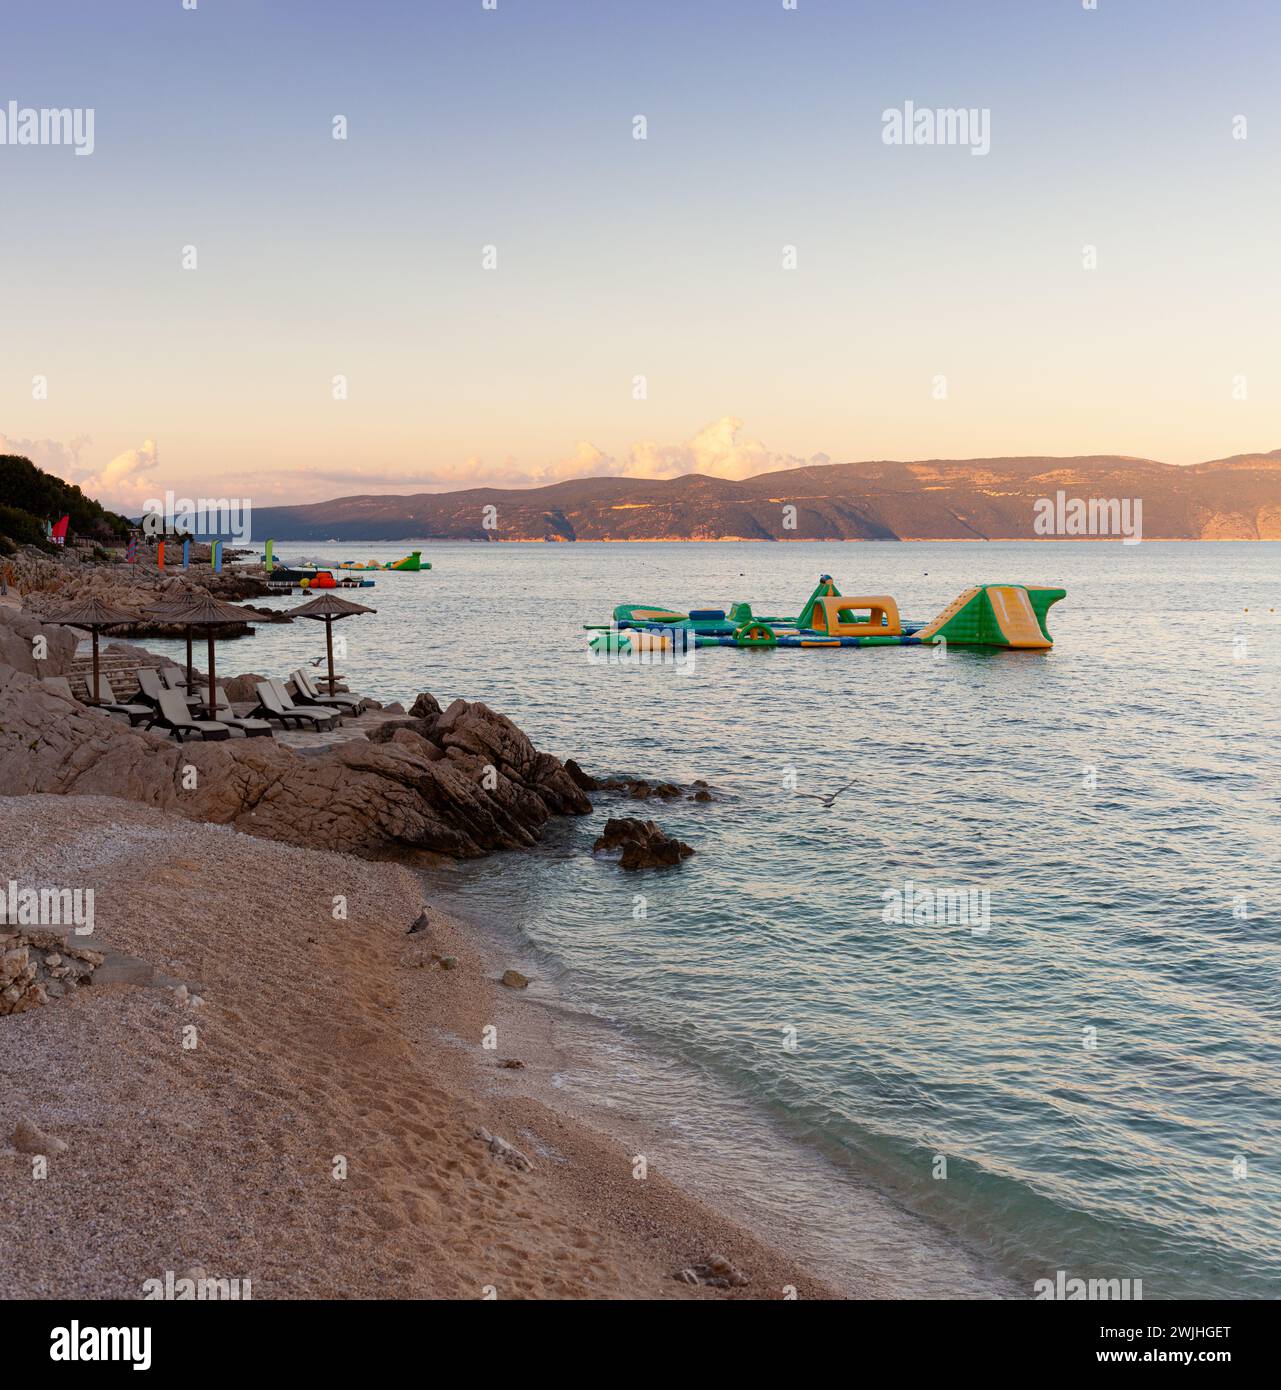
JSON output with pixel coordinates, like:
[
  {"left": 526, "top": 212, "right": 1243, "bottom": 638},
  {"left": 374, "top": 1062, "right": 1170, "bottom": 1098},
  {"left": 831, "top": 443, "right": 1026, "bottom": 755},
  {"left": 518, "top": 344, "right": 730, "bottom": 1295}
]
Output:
[
  {"left": 592, "top": 818, "right": 694, "bottom": 870},
  {"left": 565, "top": 761, "right": 713, "bottom": 803},
  {"left": 0, "top": 609, "right": 78, "bottom": 677},
  {"left": 16, "top": 553, "right": 271, "bottom": 633},
  {"left": 0, "top": 661, "right": 590, "bottom": 861}
]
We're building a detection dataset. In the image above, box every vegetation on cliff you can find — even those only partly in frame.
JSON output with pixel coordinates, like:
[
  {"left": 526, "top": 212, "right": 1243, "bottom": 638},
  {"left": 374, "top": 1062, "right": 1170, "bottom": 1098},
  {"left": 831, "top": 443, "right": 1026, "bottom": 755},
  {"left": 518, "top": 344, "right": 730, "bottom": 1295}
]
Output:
[{"left": 0, "top": 455, "right": 131, "bottom": 553}]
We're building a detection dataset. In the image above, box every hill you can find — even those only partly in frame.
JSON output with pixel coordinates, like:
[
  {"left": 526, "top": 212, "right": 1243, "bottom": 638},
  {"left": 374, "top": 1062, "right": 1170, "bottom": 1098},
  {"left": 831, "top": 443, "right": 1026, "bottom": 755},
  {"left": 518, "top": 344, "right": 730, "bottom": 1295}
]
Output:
[{"left": 248, "top": 452, "right": 1281, "bottom": 542}]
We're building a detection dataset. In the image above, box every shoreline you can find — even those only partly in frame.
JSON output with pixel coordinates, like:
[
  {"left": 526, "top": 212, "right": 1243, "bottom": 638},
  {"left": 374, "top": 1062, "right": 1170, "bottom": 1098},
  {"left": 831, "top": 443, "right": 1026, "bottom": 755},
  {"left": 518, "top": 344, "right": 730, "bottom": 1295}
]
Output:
[
  {"left": 421, "top": 866, "right": 1020, "bottom": 1299},
  {"left": 0, "top": 794, "right": 838, "bottom": 1300}
]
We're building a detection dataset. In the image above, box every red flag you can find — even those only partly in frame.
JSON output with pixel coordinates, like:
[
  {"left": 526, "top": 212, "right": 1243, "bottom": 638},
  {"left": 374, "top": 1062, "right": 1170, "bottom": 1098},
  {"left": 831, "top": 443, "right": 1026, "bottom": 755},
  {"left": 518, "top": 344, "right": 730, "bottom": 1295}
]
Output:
[{"left": 50, "top": 515, "right": 70, "bottom": 546}]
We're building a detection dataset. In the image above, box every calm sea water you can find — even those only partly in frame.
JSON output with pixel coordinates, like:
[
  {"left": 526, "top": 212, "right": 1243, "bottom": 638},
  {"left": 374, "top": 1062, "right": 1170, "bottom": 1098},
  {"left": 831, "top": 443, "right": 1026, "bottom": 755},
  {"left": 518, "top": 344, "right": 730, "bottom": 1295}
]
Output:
[{"left": 144, "top": 540, "right": 1281, "bottom": 1298}]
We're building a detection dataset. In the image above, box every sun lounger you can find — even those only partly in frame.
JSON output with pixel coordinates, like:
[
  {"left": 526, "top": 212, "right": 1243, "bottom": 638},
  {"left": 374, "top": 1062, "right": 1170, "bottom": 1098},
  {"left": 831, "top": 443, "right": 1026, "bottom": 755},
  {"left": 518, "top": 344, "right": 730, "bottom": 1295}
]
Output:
[
  {"left": 96, "top": 674, "right": 153, "bottom": 725},
  {"left": 133, "top": 667, "right": 196, "bottom": 709},
  {"left": 159, "top": 667, "right": 203, "bottom": 706},
  {"left": 200, "top": 687, "right": 274, "bottom": 738},
  {"left": 251, "top": 681, "right": 341, "bottom": 731},
  {"left": 144, "top": 688, "right": 233, "bottom": 742},
  {"left": 290, "top": 668, "right": 364, "bottom": 711},
  {"left": 270, "top": 677, "right": 345, "bottom": 723}
]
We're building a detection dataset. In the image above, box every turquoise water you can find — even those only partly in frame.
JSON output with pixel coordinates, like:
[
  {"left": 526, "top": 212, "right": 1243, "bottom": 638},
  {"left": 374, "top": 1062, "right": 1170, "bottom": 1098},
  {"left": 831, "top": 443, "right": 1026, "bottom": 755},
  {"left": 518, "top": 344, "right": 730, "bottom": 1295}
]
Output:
[{"left": 144, "top": 540, "right": 1281, "bottom": 1297}]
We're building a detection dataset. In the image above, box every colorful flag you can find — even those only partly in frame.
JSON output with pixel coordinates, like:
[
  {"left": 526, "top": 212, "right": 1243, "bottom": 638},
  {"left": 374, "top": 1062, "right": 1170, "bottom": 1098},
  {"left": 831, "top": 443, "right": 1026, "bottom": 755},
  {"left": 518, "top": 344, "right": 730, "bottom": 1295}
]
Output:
[
  {"left": 126, "top": 535, "right": 137, "bottom": 564},
  {"left": 50, "top": 515, "right": 70, "bottom": 546},
  {"left": 157, "top": 540, "right": 165, "bottom": 570},
  {"left": 211, "top": 540, "right": 223, "bottom": 573},
  {"left": 182, "top": 539, "right": 191, "bottom": 569}
]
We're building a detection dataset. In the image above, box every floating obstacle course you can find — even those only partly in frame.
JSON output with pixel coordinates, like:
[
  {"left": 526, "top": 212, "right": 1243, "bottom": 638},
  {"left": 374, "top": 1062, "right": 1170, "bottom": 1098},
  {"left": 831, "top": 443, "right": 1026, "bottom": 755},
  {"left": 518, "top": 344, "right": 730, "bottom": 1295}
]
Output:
[
  {"left": 337, "top": 550, "right": 430, "bottom": 572},
  {"left": 589, "top": 575, "right": 1065, "bottom": 653}
]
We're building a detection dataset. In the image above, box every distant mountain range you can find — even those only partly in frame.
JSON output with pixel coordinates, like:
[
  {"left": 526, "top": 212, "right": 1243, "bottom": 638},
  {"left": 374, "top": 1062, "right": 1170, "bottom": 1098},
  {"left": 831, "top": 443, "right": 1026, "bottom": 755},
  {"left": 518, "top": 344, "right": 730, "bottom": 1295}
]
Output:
[{"left": 249, "top": 451, "right": 1281, "bottom": 542}]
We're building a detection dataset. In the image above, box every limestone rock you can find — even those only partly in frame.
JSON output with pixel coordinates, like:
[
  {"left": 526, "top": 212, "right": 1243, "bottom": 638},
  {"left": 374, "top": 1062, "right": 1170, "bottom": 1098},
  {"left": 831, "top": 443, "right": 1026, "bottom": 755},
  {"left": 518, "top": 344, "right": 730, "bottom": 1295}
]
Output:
[
  {"left": 592, "top": 818, "right": 694, "bottom": 870},
  {"left": 500, "top": 969, "right": 529, "bottom": 990},
  {"left": 0, "top": 641, "right": 592, "bottom": 863},
  {"left": 563, "top": 758, "right": 599, "bottom": 792}
]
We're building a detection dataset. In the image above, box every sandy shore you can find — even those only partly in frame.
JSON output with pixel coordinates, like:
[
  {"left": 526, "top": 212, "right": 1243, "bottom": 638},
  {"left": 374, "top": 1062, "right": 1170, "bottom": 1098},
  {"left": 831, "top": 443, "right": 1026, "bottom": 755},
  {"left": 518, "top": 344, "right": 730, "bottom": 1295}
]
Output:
[{"left": 0, "top": 794, "right": 836, "bottom": 1300}]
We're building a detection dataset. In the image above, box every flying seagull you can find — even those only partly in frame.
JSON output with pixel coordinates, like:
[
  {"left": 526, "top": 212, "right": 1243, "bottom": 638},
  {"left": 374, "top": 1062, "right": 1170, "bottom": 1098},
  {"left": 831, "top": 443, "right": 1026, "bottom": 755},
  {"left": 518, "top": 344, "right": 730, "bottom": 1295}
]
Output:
[{"left": 792, "top": 779, "right": 857, "bottom": 809}]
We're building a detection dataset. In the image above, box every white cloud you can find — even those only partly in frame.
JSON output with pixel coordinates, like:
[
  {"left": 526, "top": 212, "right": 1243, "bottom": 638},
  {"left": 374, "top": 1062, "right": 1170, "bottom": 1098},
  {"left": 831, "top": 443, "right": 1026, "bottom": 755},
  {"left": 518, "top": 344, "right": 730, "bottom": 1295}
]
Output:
[
  {"left": 87, "top": 439, "right": 161, "bottom": 506},
  {"left": 421, "top": 418, "right": 826, "bottom": 489},
  {"left": 0, "top": 432, "right": 160, "bottom": 510},
  {"left": 5, "top": 420, "right": 825, "bottom": 507},
  {"left": 0, "top": 432, "right": 93, "bottom": 480}
]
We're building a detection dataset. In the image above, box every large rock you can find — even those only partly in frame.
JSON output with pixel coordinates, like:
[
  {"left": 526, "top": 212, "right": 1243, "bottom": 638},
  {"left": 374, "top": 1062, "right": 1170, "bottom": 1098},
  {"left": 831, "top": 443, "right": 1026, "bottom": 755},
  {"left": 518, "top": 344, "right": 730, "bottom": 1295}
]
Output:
[
  {"left": 0, "top": 655, "right": 590, "bottom": 861},
  {"left": 0, "top": 609, "right": 78, "bottom": 677},
  {"left": 592, "top": 818, "right": 694, "bottom": 870}
]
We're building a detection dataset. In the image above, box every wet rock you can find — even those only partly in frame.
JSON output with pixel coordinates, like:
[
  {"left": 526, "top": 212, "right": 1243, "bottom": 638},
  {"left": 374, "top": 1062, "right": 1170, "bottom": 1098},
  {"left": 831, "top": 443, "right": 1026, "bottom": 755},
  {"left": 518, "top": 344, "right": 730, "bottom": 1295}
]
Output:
[
  {"left": 592, "top": 818, "right": 694, "bottom": 870},
  {"left": 500, "top": 969, "right": 529, "bottom": 989},
  {"left": 591, "top": 773, "right": 712, "bottom": 802},
  {"left": 563, "top": 758, "right": 599, "bottom": 792}
]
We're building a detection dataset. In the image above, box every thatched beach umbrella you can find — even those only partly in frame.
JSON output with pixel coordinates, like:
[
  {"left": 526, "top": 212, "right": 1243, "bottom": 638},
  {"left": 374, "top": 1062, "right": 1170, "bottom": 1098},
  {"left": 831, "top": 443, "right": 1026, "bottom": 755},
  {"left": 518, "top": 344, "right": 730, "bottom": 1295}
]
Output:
[
  {"left": 42, "top": 596, "right": 142, "bottom": 705},
  {"left": 287, "top": 592, "right": 376, "bottom": 696},
  {"left": 140, "top": 593, "right": 257, "bottom": 718},
  {"left": 141, "top": 593, "right": 207, "bottom": 690}
]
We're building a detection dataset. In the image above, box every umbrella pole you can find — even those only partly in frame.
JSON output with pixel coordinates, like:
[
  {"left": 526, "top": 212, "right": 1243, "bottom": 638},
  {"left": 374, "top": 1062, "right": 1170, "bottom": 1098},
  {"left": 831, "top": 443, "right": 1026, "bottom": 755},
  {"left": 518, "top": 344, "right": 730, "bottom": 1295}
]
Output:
[
  {"left": 326, "top": 619, "right": 335, "bottom": 696},
  {"left": 206, "top": 631, "right": 216, "bottom": 720},
  {"left": 91, "top": 629, "right": 101, "bottom": 705},
  {"left": 186, "top": 627, "right": 194, "bottom": 689}
]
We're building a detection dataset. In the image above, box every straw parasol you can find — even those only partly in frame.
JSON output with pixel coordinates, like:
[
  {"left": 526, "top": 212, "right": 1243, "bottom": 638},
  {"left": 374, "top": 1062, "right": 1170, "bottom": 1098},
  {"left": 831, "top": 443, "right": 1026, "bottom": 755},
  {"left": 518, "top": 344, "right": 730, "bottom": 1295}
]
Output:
[
  {"left": 41, "top": 595, "right": 142, "bottom": 704},
  {"left": 140, "top": 592, "right": 258, "bottom": 718},
  {"left": 141, "top": 592, "right": 211, "bottom": 690},
  {"left": 286, "top": 592, "right": 376, "bottom": 696}
]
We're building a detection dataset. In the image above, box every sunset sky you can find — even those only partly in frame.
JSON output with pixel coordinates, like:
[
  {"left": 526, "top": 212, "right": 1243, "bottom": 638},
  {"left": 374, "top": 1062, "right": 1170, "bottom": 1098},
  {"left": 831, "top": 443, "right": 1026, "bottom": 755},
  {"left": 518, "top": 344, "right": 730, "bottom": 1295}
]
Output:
[{"left": 1, "top": 0, "right": 1276, "bottom": 508}]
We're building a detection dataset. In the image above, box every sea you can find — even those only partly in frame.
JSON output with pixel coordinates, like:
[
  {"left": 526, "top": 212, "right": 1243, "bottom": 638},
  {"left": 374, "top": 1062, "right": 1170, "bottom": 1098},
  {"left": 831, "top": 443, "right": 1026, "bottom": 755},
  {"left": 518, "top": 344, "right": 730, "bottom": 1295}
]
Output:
[{"left": 140, "top": 539, "right": 1281, "bottom": 1299}]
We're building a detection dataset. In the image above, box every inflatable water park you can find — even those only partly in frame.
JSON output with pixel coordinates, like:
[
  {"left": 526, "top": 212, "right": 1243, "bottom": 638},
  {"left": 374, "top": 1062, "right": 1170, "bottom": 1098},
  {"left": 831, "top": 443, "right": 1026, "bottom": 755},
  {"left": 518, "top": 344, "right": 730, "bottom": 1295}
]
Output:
[
  {"left": 588, "top": 576, "right": 1065, "bottom": 653},
  {"left": 337, "top": 551, "right": 429, "bottom": 572},
  {"left": 260, "top": 543, "right": 429, "bottom": 590}
]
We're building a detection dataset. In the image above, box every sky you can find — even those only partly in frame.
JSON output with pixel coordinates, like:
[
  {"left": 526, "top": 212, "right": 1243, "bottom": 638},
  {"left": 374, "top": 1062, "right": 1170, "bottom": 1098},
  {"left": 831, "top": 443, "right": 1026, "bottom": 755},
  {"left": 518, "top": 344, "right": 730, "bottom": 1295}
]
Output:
[{"left": 0, "top": 0, "right": 1277, "bottom": 508}]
